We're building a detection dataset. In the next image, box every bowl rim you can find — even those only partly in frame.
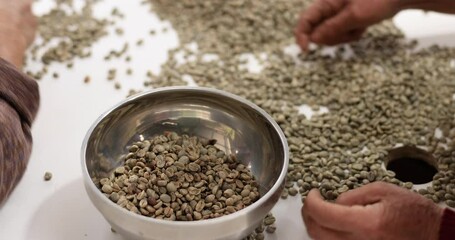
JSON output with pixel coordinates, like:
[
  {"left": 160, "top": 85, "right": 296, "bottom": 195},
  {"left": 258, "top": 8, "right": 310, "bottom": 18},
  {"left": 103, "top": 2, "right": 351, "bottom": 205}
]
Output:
[{"left": 81, "top": 86, "right": 289, "bottom": 226}]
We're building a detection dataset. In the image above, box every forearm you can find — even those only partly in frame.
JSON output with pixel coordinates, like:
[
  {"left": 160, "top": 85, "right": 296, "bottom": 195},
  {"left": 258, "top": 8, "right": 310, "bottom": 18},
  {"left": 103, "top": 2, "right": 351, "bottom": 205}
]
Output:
[
  {"left": 397, "top": 0, "right": 455, "bottom": 14},
  {"left": 0, "top": 27, "right": 27, "bottom": 68},
  {"left": 0, "top": 0, "right": 36, "bottom": 68},
  {"left": 0, "top": 58, "right": 39, "bottom": 207}
]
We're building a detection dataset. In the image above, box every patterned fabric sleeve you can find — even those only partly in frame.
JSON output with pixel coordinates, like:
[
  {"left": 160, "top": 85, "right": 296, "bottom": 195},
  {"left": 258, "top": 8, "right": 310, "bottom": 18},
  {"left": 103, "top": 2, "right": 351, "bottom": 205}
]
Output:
[{"left": 0, "top": 57, "right": 39, "bottom": 207}]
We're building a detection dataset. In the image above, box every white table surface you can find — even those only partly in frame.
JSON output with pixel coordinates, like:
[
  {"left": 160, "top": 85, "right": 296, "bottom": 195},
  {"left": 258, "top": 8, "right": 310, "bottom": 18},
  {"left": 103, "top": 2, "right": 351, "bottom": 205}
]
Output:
[{"left": 1, "top": 1, "right": 455, "bottom": 239}]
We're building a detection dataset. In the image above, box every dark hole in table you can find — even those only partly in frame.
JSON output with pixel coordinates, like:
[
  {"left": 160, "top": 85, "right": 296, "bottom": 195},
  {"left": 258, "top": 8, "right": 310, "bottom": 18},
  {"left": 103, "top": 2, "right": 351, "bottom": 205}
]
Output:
[
  {"left": 386, "top": 146, "right": 439, "bottom": 185},
  {"left": 386, "top": 157, "right": 438, "bottom": 184}
]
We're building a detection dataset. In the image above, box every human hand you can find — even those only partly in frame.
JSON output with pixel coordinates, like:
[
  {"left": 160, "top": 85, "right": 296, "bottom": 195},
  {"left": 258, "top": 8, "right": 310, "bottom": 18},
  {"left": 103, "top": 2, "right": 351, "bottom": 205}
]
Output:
[
  {"left": 302, "top": 182, "right": 443, "bottom": 240},
  {"left": 295, "top": 0, "right": 402, "bottom": 51},
  {"left": 0, "top": 0, "right": 36, "bottom": 67}
]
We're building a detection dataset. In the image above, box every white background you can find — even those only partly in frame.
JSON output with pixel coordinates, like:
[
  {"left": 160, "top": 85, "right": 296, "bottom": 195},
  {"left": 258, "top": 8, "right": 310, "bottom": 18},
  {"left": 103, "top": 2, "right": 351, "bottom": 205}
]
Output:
[{"left": 1, "top": 1, "right": 455, "bottom": 239}]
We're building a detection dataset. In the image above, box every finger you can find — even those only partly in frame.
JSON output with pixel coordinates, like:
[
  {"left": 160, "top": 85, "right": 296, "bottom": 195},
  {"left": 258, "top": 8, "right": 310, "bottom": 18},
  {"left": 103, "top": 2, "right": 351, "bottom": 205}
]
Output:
[
  {"left": 295, "top": 8, "right": 313, "bottom": 51},
  {"left": 319, "top": 27, "right": 366, "bottom": 46},
  {"left": 300, "top": 0, "right": 348, "bottom": 29},
  {"left": 304, "top": 214, "right": 351, "bottom": 240},
  {"left": 302, "top": 202, "right": 309, "bottom": 224},
  {"left": 336, "top": 182, "right": 394, "bottom": 206},
  {"left": 310, "top": 7, "right": 361, "bottom": 45},
  {"left": 295, "top": 9, "right": 315, "bottom": 47},
  {"left": 295, "top": 0, "right": 347, "bottom": 51},
  {"left": 304, "top": 189, "right": 371, "bottom": 231},
  {"left": 295, "top": 27, "right": 310, "bottom": 51}
]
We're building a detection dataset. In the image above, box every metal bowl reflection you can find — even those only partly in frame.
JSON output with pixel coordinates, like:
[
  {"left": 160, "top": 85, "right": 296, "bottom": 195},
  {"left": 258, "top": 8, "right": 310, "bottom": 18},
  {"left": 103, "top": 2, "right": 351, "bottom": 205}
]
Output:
[{"left": 81, "top": 87, "right": 288, "bottom": 240}]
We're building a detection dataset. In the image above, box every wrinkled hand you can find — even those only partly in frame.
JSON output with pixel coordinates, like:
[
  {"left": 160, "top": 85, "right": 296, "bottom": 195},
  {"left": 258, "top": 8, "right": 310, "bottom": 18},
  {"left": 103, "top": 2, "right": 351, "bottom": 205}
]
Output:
[
  {"left": 0, "top": 0, "right": 36, "bottom": 67},
  {"left": 302, "top": 182, "right": 443, "bottom": 240},
  {"left": 295, "top": 0, "right": 401, "bottom": 51}
]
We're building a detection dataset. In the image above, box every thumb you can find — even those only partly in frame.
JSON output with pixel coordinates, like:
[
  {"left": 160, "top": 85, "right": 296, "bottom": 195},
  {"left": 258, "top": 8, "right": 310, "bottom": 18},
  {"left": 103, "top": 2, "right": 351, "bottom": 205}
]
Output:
[{"left": 336, "top": 182, "right": 394, "bottom": 206}]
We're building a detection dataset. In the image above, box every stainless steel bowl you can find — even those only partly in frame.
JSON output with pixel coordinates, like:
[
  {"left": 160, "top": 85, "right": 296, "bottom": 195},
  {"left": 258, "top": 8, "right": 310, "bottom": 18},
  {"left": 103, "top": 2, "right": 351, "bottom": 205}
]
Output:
[{"left": 81, "top": 87, "right": 289, "bottom": 240}]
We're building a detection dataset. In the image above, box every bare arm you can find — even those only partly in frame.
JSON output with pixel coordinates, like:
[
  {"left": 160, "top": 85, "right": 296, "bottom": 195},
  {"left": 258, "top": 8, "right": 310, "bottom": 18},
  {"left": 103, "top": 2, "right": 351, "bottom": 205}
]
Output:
[{"left": 0, "top": 0, "right": 36, "bottom": 67}]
